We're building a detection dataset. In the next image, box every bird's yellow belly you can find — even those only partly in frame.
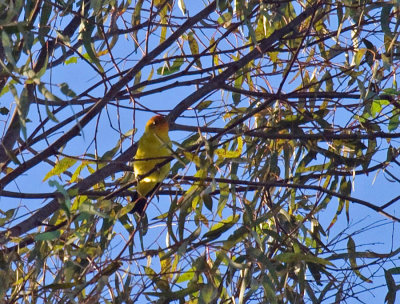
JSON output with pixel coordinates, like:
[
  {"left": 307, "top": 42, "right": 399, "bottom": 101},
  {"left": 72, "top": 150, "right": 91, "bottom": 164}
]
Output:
[{"left": 133, "top": 136, "right": 170, "bottom": 196}]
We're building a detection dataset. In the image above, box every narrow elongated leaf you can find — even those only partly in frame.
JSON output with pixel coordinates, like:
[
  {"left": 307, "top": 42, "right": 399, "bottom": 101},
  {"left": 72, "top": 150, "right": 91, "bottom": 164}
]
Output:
[
  {"left": 385, "top": 269, "right": 396, "bottom": 304},
  {"left": 347, "top": 237, "right": 372, "bottom": 283},
  {"left": 188, "top": 32, "right": 202, "bottom": 68},
  {"left": 275, "top": 253, "right": 333, "bottom": 266},
  {"left": 35, "top": 230, "right": 61, "bottom": 241},
  {"left": 43, "top": 157, "right": 77, "bottom": 181},
  {"left": 203, "top": 214, "right": 240, "bottom": 239},
  {"left": 215, "top": 137, "right": 243, "bottom": 158}
]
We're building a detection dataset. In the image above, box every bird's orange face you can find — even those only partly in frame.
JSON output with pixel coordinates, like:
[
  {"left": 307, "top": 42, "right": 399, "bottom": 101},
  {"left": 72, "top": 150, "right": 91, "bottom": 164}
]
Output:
[{"left": 145, "top": 115, "right": 169, "bottom": 134}]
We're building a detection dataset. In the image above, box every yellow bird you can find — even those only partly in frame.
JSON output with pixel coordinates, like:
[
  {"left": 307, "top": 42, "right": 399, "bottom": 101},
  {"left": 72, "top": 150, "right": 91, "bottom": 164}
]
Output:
[{"left": 130, "top": 115, "right": 171, "bottom": 214}]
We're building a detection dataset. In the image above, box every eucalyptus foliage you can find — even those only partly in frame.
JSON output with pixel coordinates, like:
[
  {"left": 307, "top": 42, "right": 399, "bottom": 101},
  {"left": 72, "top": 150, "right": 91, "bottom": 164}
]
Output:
[{"left": 0, "top": 0, "right": 400, "bottom": 303}]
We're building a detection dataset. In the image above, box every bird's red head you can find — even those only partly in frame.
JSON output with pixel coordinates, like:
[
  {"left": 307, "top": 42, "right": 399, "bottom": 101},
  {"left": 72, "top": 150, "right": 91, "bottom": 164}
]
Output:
[{"left": 145, "top": 115, "right": 169, "bottom": 134}]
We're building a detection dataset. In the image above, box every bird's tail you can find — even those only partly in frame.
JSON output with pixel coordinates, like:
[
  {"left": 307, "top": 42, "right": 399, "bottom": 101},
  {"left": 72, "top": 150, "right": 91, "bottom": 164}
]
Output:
[{"left": 129, "top": 183, "right": 161, "bottom": 215}]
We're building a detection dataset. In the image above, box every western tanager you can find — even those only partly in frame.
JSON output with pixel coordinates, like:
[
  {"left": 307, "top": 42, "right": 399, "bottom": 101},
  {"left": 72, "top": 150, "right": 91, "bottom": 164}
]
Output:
[{"left": 130, "top": 115, "right": 171, "bottom": 214}]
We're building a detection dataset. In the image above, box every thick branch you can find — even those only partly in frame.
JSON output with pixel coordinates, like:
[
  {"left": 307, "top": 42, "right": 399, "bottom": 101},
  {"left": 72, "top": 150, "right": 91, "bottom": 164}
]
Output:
[
  {"left": 0, "top": 1, "right": 218, "bottom": 190},
  {"left": 0, "top": 1, "right": 219, "bottom": 239}
]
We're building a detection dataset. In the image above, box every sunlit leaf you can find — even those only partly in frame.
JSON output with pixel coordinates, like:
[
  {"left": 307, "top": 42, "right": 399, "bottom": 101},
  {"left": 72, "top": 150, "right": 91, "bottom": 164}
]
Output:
[
  {"left": 157, "top": 57, "right": 184, "bottom": 75},
  {"left": 65, "top": 56, "right": 78, "bottom": 65},
  {"left": 178, "top": 0, "right": 186, "bottom": 16},
  {"left": 188, "top": 32, "right": 202, "bottom": 68},
  {"left": 217, "top": 12, "right": 232, "bottom": 28},
  {"left": 215, "top": 136, "right": 243, "bottom": 158},
  {"left": 203, "top": 214, "right": 240, "bottom": 240},
  {"left": 43, "top": 157, "right": 77, "bottom": 182},
  {"left": 79, "top": 18, "right": 104, "bottom": 72}
]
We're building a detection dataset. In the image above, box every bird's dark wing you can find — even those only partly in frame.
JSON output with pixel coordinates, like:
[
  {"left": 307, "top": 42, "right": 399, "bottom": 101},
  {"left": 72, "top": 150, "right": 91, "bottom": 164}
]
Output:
[{"left": 129, "top": 183, "right": 161, "bottom": 215}]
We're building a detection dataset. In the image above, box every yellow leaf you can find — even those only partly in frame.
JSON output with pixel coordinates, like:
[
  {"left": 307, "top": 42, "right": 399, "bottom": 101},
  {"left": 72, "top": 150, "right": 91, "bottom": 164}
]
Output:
[
  {"left": 96, "top": 49, "right": 109, "bottom": 57},
  {"left": 43, "top": 157, "right": 77, "bottom": 182},
  {"left": 184, "top": 151, "right": 201, "bottom": 167},
  {"left": 215, "top": 137, "right": 243, "bottom": 158}
]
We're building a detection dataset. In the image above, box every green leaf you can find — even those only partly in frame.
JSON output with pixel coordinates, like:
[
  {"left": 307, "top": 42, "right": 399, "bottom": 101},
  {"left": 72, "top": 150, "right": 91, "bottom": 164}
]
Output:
[
  {"left": 262, "top": 274, "right": 278, "bottom": 304},
  {"left": 362, "top": 38, "right": 375, "bottom": 67},
  {"left": 199, "top": 283, "right": 217, "bottom": 304},
  {"left": 347, "top": 237, "right": 372, "bottom": 283},
  {"left": 80, "top": 202, "right": 108, "bottom": 218},
  {"left": 388, "top": 113, "right": 399, "bottom": 131},
  {"left": 381, "top": 4, "right": 393, "bottom": 38},
  {"left": 201, "top": 190, "right": 213, "bottom": 211},
  {"left": 371, "top": 99, "right": 389, "bottom": 118},
  {"left": 0, "top": 208, "right": 16, "bottom": 226},
  {"left": 100, "top": 144, "right": 120, "bottom": 162},
  {"left": 203, "top": 214, "right": 240, "bottom": 240},
  {"left": 39, "top": 0, "right": 52, "bottom": 43},
  {"left": 232, "top": 71, "right": 243, "bottom": 104},
  {"left": 388, "top": 267, "right": 400, "bottom": 275},
  {"left": 383, "top": 88, "right": 400, "bottom": 95},
  {"left": 34, "top": 230, "right": 61, "bottom": 241},
  {"left": 1, "top": 31, "right": 16, "bottom": 66},
  {"left": 146, "top": 284, "right": 201, "bottom": 300},
  {"left": 39, "top": 83, "right": 61, "bottom": 103},
  {"left": 159, "top": 5, "right": 168, "bottom": 44},
  {"left": 328, "top": 177, "right": 351, "bottom": 229},
  {"left": 144, "top": 266, "right": 170, "bottom": 292},
  {"left": 0, "top": 82, "right": 10, "bottom": 97},
  {"left": 195, "top": 100, "right": 212, "bottom": 112},
  {"left": 217, "top": 0, "right": 229, "bottom": 12},
  {"left": 217, "top": 182, "right": 229, "bottom": 217},
  {"left": 17, "top": 88, "right": 30, "bottom": 139},
  {"left": 0, "top": 107, "right": 9, "bottom": 115},
  {"left": 188, "top": 32, "right": 202, "bottom": 68},
  {"left": 176, "top": 267, "right": 195, "bottom": 283},
  {"left": 245, "top": 19, "right": 258, "bottom": 46},
  {"left": 65, "top": 56, "right": 78, "bottom": 65},
  {"left": 45, "top": 102, "right": 59, "bottom": 123},
  {"left": 48, "top": 180, "right": 72, "bottom": 214},
  {"left": 275, "top": 253, "right": 333, "bottom": 266},
  {"left": 59, "top": 82, "right": 77, "bottom": 98},
  {"left": 79, "top": 18, "right": 104, "bottom": 72},
  {"left": 354, "top": 48, "right": 366, "bottom": 67},
  {"left": 90, "top": 0, "right": 103, "bottom": 16},
  {"left": 363, "top": 138, "right": 376, "bottom": 170},
  {"left": 307, "top": 262, "right": 323, "bottom": 285},
  {"left": 0, "top": 21, "right": 31, "bottom": 35},
  {"left": 209, "top": 37, "right": 220, "bottom": 70},
  {"left": 131, "top": 0, "right": 143, "bottom": 49},
  {"left": 42, "top": 282, "right": 78, "bottom": 290},
  {"left": 217, "top": 12, "right": 232, "bottom": 28},
  {"left": 157, "top": 57, "right": 184, "bottom": 75},
  {"left": 385, "top": 269, "right": 396, "bottom": 304},
  {"left": 132, "top": 0, "right": 143, "bottom": 26}
]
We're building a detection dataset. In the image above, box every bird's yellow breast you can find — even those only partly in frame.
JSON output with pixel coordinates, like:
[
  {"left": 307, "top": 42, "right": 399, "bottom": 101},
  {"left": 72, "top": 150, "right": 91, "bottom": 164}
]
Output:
[{"left": 133, "top": 131, "right": 171, "bottom": 196}]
